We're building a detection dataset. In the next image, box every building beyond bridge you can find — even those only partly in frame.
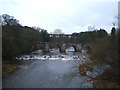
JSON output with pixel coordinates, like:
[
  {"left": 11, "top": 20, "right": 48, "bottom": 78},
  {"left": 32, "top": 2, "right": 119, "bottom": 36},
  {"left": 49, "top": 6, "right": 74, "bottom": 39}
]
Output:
[{"left": 49, "top": 34, "right": 72, "bottom": 38}]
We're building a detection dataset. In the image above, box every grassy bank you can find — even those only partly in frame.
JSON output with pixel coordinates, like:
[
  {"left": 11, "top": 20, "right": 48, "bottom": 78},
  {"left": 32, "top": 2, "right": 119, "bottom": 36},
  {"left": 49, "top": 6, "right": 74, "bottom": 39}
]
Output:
[{"left": 2, "top": 60, "right": 19, "bottom": 77}]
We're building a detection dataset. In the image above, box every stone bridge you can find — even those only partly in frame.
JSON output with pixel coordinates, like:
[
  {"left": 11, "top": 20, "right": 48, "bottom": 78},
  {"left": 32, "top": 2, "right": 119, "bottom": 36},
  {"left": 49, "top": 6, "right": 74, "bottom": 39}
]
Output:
[{"left": 32, "top": 42, "right": 83, "bottom": 53}]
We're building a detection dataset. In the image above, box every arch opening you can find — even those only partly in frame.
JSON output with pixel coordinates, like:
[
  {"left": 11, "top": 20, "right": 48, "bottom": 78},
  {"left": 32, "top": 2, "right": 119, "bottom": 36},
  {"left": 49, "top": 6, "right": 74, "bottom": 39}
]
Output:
[
  {"left": 82, "top": 45, "right": 91, "bottom": 53},
  {"left": 49, "top": 45, "right": 61, "bottom": 53},
  {"left": 32, "top": 45, "right": 44, "bottom": 54},
  {"left": 65, "top": 45, "right": 76, "bottom": 52}
]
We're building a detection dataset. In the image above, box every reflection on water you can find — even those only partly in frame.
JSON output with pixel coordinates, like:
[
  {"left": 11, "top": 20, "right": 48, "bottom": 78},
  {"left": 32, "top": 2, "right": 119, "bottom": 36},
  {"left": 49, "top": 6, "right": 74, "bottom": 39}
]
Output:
[{"left": 3, "top": 47, "right": 94, "bottom": 88}]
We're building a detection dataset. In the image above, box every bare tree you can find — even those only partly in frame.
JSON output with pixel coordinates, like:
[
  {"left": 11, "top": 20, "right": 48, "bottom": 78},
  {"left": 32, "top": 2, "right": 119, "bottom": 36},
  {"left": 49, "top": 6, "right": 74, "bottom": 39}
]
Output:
[
  {"left": 32, "top": 26, "right": 42, "bottom": 32},
  {"left": 88, "top": 25, "right": 97, "bottom": 31},
  {"left": 52, "top": 29, "right": 64, "bottom": 34},
  {"left": 1, "top": 14, "right": 20, "bottom": 26}
]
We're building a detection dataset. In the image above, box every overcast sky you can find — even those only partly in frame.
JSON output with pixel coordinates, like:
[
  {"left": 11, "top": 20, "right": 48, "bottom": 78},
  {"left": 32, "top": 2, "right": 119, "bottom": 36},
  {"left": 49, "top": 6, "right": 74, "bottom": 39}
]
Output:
[{"left": 0, "top": 0, "right": 119, "bottom": 34}]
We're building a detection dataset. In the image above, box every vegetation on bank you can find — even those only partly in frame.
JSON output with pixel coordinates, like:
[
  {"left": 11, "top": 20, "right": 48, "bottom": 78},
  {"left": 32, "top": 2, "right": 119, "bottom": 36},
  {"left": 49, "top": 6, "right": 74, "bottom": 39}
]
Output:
[
  {"left": 93, "top": 68, "right": 119, "bottom": 88},
  {"left": 71, "top": 29, "right": 108, "bottom": 44},
  {"left": 93, "top": 28, "right": 119, "bottom": 88},
  {"left": 2, "top": 63, "right": 18, "bottom": 77},
  {"left": 79, "top": 27, "right": 119, "bottom": 88},
  {"left": 2, "top": 14, "right": 50, "bottom": 60}
]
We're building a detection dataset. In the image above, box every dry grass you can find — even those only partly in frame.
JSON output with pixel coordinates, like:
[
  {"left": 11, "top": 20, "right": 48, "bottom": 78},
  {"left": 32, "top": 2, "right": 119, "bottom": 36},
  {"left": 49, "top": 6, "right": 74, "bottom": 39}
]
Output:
[
  {"left": 2, "top": 63, "right": 18, "bottom": 77},
  {"left": 93, "top": 68, "right": 119, "bottom": 88},
  {"left": 79, "top": 63, "right": 92, "bottom": 76}
]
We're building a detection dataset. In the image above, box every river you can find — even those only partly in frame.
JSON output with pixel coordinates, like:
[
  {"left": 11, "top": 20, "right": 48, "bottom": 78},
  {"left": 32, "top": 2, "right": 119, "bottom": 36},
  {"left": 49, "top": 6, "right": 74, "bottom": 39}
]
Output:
[{"left": 3, "top": 47, "right": 94, "bottom": 88}]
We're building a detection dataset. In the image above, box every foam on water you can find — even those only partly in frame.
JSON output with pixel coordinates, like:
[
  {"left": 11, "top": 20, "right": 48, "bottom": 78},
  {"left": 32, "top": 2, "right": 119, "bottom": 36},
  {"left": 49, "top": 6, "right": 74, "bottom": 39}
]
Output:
[{"left": 16, "top": 54, "right": 89, "bottom": 61}]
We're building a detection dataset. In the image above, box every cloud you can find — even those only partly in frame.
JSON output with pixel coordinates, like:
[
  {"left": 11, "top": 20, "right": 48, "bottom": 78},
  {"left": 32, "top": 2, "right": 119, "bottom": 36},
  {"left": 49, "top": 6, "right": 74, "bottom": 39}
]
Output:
[{"left": 0, "top": 0, "right": 118, "bottom": 33}]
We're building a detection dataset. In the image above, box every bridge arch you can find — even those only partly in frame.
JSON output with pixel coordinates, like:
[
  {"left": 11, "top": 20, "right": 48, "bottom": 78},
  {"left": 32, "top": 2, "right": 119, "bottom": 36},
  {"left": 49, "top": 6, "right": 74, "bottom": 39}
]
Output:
[
  {"left": 49, "top": 45, "right": 61, "bottom": 52},
  {"left": 32, "top": 44, "right": 44, "bottom": 51},
  {"left": 65, "top": 45, "right": 77, "bottom": 52},
  {"left": 82, "top": 45, "right": 91, "bottom": 53}
]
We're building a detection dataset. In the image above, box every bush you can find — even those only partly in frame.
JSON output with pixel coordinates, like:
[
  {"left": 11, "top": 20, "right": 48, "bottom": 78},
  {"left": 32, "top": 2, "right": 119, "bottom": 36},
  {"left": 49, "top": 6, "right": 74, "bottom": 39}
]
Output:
[{"left": 89, "top": 31, "right": 118, "bottom": 68}]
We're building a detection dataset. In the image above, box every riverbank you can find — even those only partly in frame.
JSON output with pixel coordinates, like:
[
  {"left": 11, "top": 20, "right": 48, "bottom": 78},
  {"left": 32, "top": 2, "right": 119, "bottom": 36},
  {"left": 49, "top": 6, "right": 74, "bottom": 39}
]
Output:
[
  {"left": 93, "top": 68, "right": 119, "bottom": 88},
  {"left": 2, "top": 60, "right": 19, "bottom": 77},
  {"left": 79, "top": 63, "right": 119, "bottom": 88}
]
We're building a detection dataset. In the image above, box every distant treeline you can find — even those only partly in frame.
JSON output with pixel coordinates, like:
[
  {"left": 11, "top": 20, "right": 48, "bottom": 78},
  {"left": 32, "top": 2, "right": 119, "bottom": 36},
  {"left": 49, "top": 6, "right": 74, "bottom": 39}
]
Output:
[
  {"left": 50, "top": 29, "right": 108, "bottom": 44},
  {"left": 71, "top": 29, "right": 108, "bottom": 44}
]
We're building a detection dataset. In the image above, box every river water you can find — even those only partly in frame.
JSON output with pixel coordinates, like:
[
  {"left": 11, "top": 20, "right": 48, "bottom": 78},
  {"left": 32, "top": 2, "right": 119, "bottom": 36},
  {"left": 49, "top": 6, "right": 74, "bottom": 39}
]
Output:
[{"left": 3, "top": 47, "right": 94, "bottom": 88}]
